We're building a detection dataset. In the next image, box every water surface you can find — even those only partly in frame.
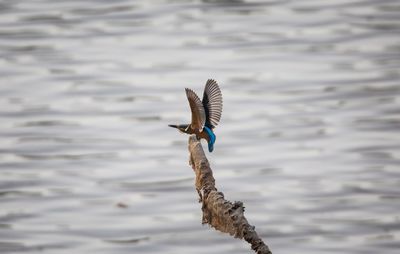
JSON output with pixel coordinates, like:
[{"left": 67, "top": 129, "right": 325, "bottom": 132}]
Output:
[{"left": 1, "top": 0, "right": 400, "bottom": 253}]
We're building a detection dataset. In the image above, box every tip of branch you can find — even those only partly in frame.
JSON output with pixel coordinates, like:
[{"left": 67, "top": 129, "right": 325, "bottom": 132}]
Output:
[{"left": 189, "top": 134, "right": 199, "bottom": 144}]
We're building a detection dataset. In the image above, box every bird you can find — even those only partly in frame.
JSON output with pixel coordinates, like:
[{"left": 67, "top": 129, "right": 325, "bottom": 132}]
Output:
[{"left": 169, "top": 79, "right": 223, "bottom": 152}]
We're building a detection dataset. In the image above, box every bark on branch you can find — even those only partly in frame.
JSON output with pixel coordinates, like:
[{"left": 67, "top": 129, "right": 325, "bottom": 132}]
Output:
[{"left": 188, "top": 135, "right": 272, "bottom": 254}]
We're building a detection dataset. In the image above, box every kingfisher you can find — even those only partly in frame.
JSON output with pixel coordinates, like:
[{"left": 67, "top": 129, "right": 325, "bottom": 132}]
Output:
[{"left": 169, "top": 79, "right": 223, "bottom": 152}]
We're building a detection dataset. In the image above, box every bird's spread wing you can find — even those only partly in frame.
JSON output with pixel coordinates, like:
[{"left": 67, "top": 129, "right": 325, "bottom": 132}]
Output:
[
  {"left": 202, "top": 79, "right": 223, "bottom": 129},
  {"left": 185, "top": 88, "right": 206, "bottom": 132}
]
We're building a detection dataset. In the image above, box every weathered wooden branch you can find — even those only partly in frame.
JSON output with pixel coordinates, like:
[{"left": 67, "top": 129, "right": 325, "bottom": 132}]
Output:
[{"left": 188, "top": 135, "right": 272, "bottom": 254}]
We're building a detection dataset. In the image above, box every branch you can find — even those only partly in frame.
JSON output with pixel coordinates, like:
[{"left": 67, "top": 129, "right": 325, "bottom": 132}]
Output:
[{"left": 188, "top": 135, "right": 272, "bottom": 254}]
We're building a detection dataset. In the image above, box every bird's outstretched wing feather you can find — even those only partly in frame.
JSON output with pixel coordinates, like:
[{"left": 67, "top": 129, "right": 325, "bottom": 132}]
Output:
[
  {"left": 202, "top": 79, "right": 223, "bottom": 129},
  {"left": 185, "top": 88, "right": 206, "bottom": 132}
]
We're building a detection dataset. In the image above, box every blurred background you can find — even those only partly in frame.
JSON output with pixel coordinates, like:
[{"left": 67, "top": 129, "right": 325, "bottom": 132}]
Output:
[{"left": 1, "top": 0, "right": 400, "bottom": 253}]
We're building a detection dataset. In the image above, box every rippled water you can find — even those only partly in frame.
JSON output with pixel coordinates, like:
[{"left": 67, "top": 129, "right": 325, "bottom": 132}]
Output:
[{"left": 1, "top": 0, "right": 400, "bottom": 253}]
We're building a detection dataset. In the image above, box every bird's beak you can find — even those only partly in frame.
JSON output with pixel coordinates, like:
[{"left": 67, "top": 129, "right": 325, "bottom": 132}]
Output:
[{"left": 168, "top": 124, "right": 178, "bottom": 129}]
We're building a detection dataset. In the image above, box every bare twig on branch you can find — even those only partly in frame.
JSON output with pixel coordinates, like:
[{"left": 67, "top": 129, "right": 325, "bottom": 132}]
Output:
[{"left": 188, "top": 135, "right": 272, "bottom": 254}]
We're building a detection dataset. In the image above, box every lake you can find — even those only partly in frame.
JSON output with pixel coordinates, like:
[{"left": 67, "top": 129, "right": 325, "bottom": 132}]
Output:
[{"left": 0, "top": 0, "right": 399, "bottom": 253}]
